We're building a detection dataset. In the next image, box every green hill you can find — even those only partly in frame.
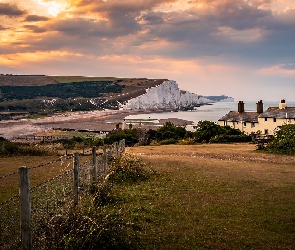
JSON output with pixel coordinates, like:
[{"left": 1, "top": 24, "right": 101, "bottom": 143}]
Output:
[{"left": 0, "top": 75, "right": 167, "bottom": 117}]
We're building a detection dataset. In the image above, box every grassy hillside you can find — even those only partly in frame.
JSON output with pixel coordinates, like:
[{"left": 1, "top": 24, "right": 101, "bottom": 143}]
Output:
[{"left": 0, "top": 75, "right": 167, "bottom": 116}]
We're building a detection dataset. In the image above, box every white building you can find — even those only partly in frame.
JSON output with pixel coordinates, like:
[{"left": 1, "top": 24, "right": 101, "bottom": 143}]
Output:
[{"left": 218, "top": 99, "right": 295, "bottom": 135}]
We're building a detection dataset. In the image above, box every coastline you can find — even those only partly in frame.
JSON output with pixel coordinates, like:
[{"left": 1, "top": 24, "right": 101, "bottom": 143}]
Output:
[{"left": 0, "top": 109, "right": 193, "bottom": 140}]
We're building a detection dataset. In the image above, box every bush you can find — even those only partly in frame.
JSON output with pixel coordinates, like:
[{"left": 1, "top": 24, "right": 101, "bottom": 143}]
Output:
[
  {"left": 265, "top": 124, "right": 295, "bottom": 155},
  {"left": 209, "top": 134, "right": 252, "bottom": 143},
  {"left": 159, "top": 138, "right": 177, "bottom": 145},
  {"left": 0, "top": 137, "right": 55, "bottom": 156},
  {"left": 156, "top": 122, "right": 186, "bottom": 141},
  {"left": 104, "top": 129, "right": 146, "bottom": 145},
  {"left": 34, "top": 204, "right": 140, "bottom": 250},
  {"left": 33, "top": 153, "right": 153, "bottom": 249},
  {"left": 90, "top": 182, "right": 114, "bottom": 206},
  {"left": 51, "top": 136, "right": 104, "bottom": 149},
  {"left": 107, "top": 153, "right": 154, "bottom": 183},
  {"left": 176, "top": 138, "right": 195, "bottom": 145},
  {"left": 193, "top": 121, "right": 247, "bottom": 143}
]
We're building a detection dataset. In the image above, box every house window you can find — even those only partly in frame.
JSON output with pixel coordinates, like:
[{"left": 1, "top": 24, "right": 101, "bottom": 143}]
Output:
[
  {"left": 264, "top": 129, "right": 268, "bottom": 134},
  {"left": 274, "top": 118, "right": 276, "bottom": 122},
  {"left": 243, "top": 122, "right": 246, "bottom": 127},
  {"left": 264, "top": 117, "right": 267, "bottom": 122},
  {"left": 224, "top": 121, "right": 227, "bottom": 126},
  {"left": 251, "top": 123, "right": 255, "bottom": 128}
]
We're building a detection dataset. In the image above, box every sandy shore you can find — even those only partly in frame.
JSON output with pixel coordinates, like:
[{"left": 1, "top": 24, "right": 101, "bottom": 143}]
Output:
[{"left": 1, "top": 109, "right": 193, "bottom": 140}]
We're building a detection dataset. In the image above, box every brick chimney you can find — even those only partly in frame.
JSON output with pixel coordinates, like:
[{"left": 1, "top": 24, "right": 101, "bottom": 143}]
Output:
[
  {"left": 279, "top": 99, "right": 287, "bottom": 109},
  {"left": 256, "top": 100, "right": 263, "bottom": 113},
  {"left": 238, "top": 101, "right": 244, "bottom": 113}
]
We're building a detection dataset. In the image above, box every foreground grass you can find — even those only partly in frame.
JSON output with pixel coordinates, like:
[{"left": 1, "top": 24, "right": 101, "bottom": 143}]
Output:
[
  {"left": 1, "top": 143, "right": 295, "bottom": 249},
  {"left": 110, "top": 144, "right": 295, "bottom": 249}
]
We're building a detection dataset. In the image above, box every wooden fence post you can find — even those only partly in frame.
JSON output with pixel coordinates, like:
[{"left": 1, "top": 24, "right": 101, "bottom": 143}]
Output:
[
  {"left": 92, "top": 146, "right": 97, "bottom": 182},
  {"left": 103, "top": 146, "right": 108, "bottom": 177},
  {"left": 114, "top": 141, "right": 118, "bottom": 157},
  {"left": 73, "top": 153, "right": 79, "bottom": 205},
  {"left": 122, "top": 139, "right": 125, "bottom": 152},
  {"left": 19, "top": 167, "right": 32, "bottom": 250}
]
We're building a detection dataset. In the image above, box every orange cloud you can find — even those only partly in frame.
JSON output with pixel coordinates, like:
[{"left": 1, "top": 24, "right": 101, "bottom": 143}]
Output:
[{"left": 258, "top": 64, "right": 295, "bottom": 76}]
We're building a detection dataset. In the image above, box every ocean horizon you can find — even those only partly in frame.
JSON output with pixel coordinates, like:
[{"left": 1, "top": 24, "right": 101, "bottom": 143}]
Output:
[{"left": 125, "top": 100, "right": 295, "bottom": 126}]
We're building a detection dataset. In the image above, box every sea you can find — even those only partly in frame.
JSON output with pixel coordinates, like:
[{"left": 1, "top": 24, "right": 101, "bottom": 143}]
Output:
[{"left": 124, "top": 101, "right": 295, "bottom": 127}]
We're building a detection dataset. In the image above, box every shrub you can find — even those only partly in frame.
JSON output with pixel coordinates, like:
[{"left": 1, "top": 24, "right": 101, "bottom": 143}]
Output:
[
  {"left": 193, "top": 121, "right": 247, "bottom": 143},
  {"left": 176, "top": 138, "right": 195, "bottom": 145},
  {"left": 90, "top": 182, "right": 115, "bottom": 206},
  {"left": 0, "top": 137, "right": 55, "bottom": 156},
  {"left": 159, "top": 138, "right": 177, "bottom": 145},
  {"left": 193, "top": 121, "right": 224, "bottom": 143},
  {"left": 209, "top": 134, "right": 252, "bottom": 143},
  {"left": 107, "top": 153, "right": 154, "bottom": 183},
  {"left": 34, "top": 204, "right": 140, "bottom": 250},
  {"left": 156, "top": 122, "right": 186, "bottom": 141},
  {"left": 265, "top": 124, "right": 295, "bottom": 155}
]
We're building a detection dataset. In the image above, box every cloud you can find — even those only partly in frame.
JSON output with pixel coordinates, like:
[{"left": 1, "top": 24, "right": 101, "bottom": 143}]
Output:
[
  {"left": 25, "top": 15, "right": 50, "bottom": 22},
  {"left": 258, "top": 63, "right": 295, "bottom": 76},
  {"left": 0, "top": 25, "right": 8, "bottom": 30},
  {"left": 23, "top": 25, "right": 47, "bottom": 33},
  {"left": 0, "top": 0, "right": 295, "bottom": 101},
  {"left": 0, "top": 3, "right": 27, "bottom": 17}
]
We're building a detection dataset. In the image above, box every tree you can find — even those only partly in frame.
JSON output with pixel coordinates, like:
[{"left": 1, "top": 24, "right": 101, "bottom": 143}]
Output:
[
  {"left": 193, "top": 120, "right": 250, "bottom": 143},
  {"left": 156, "top": 122, "right": 187, "bottom": 141},
  {"left": 265, "top": 124, "right": 295, "bottom": 155},
  {"left": 193, "top": 121, "right": 223, "bottom": 142}
]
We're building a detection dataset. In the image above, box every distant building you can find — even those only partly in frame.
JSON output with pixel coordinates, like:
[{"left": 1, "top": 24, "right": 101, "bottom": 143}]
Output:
[{"left": 218, "top": 99, "right": 295, "bottom": 135}]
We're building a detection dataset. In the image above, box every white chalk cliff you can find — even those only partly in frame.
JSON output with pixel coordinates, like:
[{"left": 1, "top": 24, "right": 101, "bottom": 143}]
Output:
[{"left": 120, "top": 80, "right": 212, "bottom": 110}]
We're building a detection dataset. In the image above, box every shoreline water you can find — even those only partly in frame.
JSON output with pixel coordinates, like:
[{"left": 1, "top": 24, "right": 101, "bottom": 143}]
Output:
[
  {"left": 125, "top": 100, "right": 295, "bottom": 126},
  {"left": 2, "top": 100, "right": 295, "bottom": 139}
]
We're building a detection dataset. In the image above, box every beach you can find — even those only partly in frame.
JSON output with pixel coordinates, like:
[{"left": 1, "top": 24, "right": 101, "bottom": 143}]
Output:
[{"left": 0, "top": 109, "right": 193, "bottom": 140}]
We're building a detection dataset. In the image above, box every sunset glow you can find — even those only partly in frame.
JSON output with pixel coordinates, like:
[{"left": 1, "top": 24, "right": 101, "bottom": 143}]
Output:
[{"left": 0, "top": 0, "right": 294, "bottom": 101}]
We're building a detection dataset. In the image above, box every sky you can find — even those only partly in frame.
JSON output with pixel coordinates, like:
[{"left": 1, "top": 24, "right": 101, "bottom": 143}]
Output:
[{"left": 0, "top": 0, "right": 295, "bottom": 101}]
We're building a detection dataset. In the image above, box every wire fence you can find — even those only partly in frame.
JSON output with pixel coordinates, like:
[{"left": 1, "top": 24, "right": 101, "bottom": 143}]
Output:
[{"left": 0, "top": 139, "right": 125, "bottom": 250}]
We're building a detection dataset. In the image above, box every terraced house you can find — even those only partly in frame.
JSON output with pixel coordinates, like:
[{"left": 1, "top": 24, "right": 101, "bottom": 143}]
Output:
[{"left": 218, "top": 99, "right": 295, "bottom": 135}]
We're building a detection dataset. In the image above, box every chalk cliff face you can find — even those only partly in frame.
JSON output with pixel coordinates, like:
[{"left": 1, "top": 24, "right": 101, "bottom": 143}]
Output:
[{"left": 120, "top": 80, "right": 212, "bottom": 110}]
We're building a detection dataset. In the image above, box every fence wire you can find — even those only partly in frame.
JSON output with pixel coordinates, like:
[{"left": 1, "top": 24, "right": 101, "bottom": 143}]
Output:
[
  {"left": 0, "top": 140, "right": 125, "bottom": 249},
  {"left": 31, "top": 169, "right": 74, "bottom": 249}
]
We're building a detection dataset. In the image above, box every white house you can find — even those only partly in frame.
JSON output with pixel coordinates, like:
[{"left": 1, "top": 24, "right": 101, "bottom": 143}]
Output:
[{"left": 218, "top": 99, "right": 295, "bottom": 135}]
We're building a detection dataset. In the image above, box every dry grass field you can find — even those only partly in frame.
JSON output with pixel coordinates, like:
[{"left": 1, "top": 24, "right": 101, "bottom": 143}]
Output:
[
  {"left": 121, "top": 143, "right": 295, "bottom": 249},
  {"left": 1, "top": 143, "right": 295, "bottom": 249}
]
